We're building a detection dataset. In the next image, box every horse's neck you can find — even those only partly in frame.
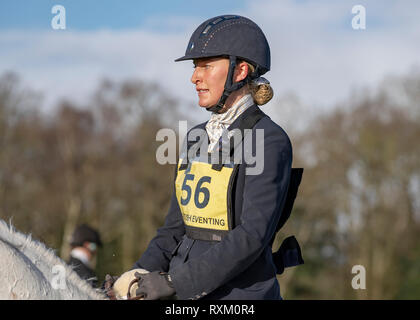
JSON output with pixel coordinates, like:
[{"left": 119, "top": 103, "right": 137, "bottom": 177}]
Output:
[{"left": 0, "top": 220, "right": 105, "bottom": 300}]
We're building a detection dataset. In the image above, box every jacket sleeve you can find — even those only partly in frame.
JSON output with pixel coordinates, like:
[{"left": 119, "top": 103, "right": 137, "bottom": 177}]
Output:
[
  {"left": 132, "top": 125, "right": 204, "bottom": 272},
  {"left": 132, "top": 189, "right": 185, "bottom": 272},
  {"left": 168, "top": 124, "right": 293, "bottom": 299}
]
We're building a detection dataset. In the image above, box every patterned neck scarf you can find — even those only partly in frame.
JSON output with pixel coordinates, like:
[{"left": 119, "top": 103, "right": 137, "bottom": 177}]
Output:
[{"left": 205, "top": 94, "right": 254, "bottom": 153}]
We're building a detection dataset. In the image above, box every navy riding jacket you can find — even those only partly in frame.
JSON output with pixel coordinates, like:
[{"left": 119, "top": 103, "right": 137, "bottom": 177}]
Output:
[{"left": 133, "top": 104, "right": 292, "bottom": 300}]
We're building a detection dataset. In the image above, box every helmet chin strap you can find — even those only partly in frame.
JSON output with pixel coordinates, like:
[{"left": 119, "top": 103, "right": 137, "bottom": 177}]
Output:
[{"left": 206, "top": 56, "right": 248, "bottom": 113}]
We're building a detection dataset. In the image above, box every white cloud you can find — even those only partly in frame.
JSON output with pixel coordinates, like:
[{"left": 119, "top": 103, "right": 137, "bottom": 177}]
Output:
[
  {"left": 243, "top": 0, "right": 420, "bottom": 106},
  {"left": 0, "top": 29, "right": 194, "bottom": 112}
]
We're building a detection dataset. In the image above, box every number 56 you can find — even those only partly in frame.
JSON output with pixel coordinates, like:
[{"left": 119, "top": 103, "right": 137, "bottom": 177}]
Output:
[{"left": 180, "top": 174, "right": 211, "bottom": 209}]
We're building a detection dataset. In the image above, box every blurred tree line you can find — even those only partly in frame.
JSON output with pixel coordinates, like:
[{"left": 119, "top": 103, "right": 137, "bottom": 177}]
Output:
[
  {"left": 276, "top": 69, "right": 420, "bottom": 299},
  {"left": 0, "top": 69, "right": 419, "bottom": 299},
  {"left": 0, "top": 72, "right": 188, "bottom": 280}
]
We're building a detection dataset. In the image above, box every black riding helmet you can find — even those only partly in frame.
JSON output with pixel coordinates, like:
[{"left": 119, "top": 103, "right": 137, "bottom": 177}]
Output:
[
  {"left": 70, "top": 224, "right": 102, "bottom": 248},
  {"left": 175, "top": 15, "right": 271, "bottom": 113}
]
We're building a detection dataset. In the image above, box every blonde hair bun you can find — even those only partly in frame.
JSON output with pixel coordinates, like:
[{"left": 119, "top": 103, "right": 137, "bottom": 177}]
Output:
[
  {"left": 250, "top": 78, "right": 273, "bottom": 105},
  {"left": 245, "top": 63, "right": 274, "bottom": 105}
]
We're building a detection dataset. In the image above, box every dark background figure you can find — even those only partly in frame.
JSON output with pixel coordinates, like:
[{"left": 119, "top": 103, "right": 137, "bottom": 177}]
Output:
[{"left": 67, "top": 224, "right": 102, "bottom": 288}]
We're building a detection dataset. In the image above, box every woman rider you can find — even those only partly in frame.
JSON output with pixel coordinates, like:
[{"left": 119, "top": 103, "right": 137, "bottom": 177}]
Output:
[{"left": 112, "top": 14, "right": 303, "bottom": 300}]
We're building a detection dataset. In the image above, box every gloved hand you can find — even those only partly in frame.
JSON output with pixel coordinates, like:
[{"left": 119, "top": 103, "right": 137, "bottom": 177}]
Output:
[
  {"left": 112, "top": 268, "right": 149, "bottom": 299},
  {"left": 135, "top": 271, "right": 175, "bottom": 300}
]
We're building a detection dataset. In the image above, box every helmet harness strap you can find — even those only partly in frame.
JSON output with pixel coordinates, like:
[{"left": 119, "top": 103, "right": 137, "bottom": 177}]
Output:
[{"left": 206, "top": 55, "right": 251, "bottom": 113}]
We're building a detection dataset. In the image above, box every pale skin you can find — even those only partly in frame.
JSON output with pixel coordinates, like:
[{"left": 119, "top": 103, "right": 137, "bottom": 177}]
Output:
[{"left": 191, "top": 57, "right": 250, "bottom": 113}]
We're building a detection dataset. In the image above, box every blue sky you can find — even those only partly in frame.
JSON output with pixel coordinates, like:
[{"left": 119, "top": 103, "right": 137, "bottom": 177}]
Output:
[
  {"left": 0, "top": 0, "right": 395, "bottom": 32},
  {"left": 0, "top": 0, "right": 419, "bottom": 129},
  {"left": 0, "top": 0, "right": 245, "bottom": 31}
]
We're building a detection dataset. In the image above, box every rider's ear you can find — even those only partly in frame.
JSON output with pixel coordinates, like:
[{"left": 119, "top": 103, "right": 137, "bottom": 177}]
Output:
[{"left": 234, "top": 61, "right": 249, "bottom": 83}]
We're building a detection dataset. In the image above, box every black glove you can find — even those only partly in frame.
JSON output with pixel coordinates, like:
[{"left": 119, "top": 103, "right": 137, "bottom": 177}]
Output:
[{"left": 135, "top": 271, "right": 175, "bottom": 300}]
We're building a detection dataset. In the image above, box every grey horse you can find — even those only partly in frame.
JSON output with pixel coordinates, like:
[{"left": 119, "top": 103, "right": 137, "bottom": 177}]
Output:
[{"left": 0, "top": 219, "right": 106, "bottom": 300}]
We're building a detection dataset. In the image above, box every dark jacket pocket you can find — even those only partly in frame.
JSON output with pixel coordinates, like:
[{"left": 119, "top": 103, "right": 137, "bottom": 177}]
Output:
[
  {"left": 171, "top": 239, "right": 183, "bottom": 257},
  {"left": 169, "top": 236, "right": 195, "bottom": 270}
]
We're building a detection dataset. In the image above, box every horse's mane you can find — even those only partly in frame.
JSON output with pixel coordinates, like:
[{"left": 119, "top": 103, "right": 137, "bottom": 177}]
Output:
[{"left": 0, "top": 219, "right": 106, "bottom": 300}]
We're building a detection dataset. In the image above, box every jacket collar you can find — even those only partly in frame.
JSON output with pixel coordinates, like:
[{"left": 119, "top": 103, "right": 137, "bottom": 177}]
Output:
[{"left": 226, "top": 103, "right": 260, "bottom": 132}]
